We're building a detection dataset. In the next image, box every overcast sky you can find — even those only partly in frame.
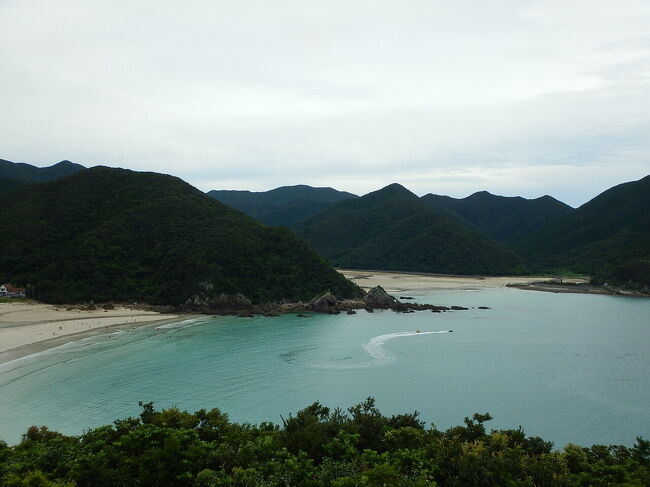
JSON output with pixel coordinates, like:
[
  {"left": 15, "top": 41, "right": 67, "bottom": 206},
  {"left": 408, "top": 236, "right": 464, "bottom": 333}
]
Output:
[{"left": 1, "top": 1, "right": 649, "bottom": 207}]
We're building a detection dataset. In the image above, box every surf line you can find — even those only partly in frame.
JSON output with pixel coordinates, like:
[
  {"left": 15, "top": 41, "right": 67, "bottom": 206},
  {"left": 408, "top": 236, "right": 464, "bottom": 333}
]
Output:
[{"left": 311, "top": 330, "right": 451, "bottom": 370}]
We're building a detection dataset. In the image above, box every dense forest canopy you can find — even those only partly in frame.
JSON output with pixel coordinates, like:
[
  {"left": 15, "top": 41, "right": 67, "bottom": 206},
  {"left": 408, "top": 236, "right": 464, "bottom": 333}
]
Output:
[
  {"left": 295, "top": 184, "right": 526, "bottom": 276},
  {"left": 514, "top": 175, "right": 650, "bottom": 287},
  {"left": 1, "top": 399, "right": 648, "bottom": 486},
  {"left": 0, "top": 167, "right": 360, "bottom": 305},
  {"left": 207, "top": 185, "right": 358, "bottom": 227},
  {"left": 420, "top": 191, "right": 573, "bottom": 245}
]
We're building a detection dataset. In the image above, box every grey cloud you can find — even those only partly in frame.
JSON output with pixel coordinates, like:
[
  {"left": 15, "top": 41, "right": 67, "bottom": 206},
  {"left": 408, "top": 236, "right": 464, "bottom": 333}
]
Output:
[{"left": 1, "top": 1, "right": 649, "bottom": 207}]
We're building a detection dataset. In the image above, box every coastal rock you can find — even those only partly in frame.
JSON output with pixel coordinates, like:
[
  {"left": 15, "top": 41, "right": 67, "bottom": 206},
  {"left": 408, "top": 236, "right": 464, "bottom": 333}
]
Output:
[
  {"left": 208, "top": 293, "right": 253, "bottom": 310},
  {"left": 184, "top": 287, "right": 253, "bottom": 313},
  {"left": 450, "top": 305, "right": 468, "bottom": 310},
  {"left": 364, "top": 286, "right": 397, "bottom": 309},
  {"left": 311, "top": 291, "right": 340, "bottom": 314},
  {"left": 102, "top": 303, "right": 115, "bottom": 310},
  {"left": 347, "top": 310, "right": 357, "bottom": 315}
]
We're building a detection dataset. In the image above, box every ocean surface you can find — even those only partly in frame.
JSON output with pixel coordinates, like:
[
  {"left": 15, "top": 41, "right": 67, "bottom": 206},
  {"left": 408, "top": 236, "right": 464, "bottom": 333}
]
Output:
[{"left": 1, "top": 287, "right": 648, "bottom": 447}]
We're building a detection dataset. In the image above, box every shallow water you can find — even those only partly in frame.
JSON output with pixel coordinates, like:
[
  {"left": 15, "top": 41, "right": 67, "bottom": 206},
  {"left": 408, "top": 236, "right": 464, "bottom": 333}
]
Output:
[{"left": 0, "top": 287, "right": 648, "bottom": 447}]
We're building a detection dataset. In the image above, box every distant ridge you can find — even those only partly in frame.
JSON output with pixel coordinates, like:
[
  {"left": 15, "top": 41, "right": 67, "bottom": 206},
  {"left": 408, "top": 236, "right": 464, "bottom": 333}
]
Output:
[
  {"left": 0, "top": 158, "right": 86, "bottom": 184},
  {"left": 207, "top": 184, "right": 358, "bottom": 227},
  {"left": 0, "top": 167, "right": 360, "bottom": 304},
  {"left": 295, "top": 183, "right": 525, "bottom": 275},
  {"left": 421, "top": 191, "right": 573, "bottom": 245},
  {"left": 515, "top": 174, "right": 650, "bottom": 284}
]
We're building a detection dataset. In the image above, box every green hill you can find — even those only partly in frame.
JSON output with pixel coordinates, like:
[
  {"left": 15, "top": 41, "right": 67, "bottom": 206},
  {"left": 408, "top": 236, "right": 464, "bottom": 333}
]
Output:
[
  {"left": 0, "top": 167, "right": 360, "bottom": 305},
  {"left": 295, "top": 183, "right": 525, "bottom": 275},
  {"left": 0, "top": 176, "right": 26, "bottom": 195},
  {"left": 421, "top": 191, "right": 573, "bottom": 245},
  {"left": 207, "top": 185, "right": 358, "bottom": 227},
  {"left": 0, "top": 158, "right": 86, "bottom": 183},
  {"left": 515, "top": 175, "right": 650, "bottom": 284}
]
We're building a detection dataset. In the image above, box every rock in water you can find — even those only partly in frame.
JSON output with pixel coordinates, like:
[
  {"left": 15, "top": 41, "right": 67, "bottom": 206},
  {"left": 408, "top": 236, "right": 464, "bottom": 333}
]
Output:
[
  {"left": 310, "top": 291, "right": 340, "bottom": 314},
  {"left": 364, "top": 286, "right": 397, "bottom": 309}
]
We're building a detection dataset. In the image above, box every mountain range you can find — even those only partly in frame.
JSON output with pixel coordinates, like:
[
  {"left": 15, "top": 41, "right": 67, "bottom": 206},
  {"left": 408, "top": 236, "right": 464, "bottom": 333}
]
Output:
[
  {"left": 420, "top": 191, "right": 573, "bottom": 245},
  {"left": 0, "top": 159, "right": 86, "bottom": 193},
  {"left": 294, "top": 183, "right": 525, "bottom": 275},
  {"left": 1, "top": 156, "right": 648, "bottom": 299},
  {"left": 207, "top": 185, "right": 357, "bottom": 227},
  {"left": 515, "top": 175, "right": 650, "bottom": 283}
]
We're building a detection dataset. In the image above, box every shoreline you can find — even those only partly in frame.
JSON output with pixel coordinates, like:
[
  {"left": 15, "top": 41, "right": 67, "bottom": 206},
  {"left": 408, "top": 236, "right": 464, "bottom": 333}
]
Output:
[
  {"left": 0, "top": 301, "right": 188, "bottom": 365},
  {"left": 506, "top": 282, "right": 650, "bottom": 298},
  {"left": 2, "top": 270, "right": 635, "bottom": 365},
  {"left": 337, "top": 269, "right": 567, "bottom": 292}
]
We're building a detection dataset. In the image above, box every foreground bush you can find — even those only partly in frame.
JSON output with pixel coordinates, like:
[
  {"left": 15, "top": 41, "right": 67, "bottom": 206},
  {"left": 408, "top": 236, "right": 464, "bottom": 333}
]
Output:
[{"left": 1, "top": 399, "right": 648, "bottom": 486}]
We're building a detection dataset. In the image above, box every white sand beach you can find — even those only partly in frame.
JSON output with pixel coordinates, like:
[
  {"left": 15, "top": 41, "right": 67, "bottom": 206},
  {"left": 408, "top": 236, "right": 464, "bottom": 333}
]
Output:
[
  {"left": 0, "top": 302, "right": 179, "bottom": 362},
  {"left": 338, "top": 269, "right": 560, "bottom": 293}
]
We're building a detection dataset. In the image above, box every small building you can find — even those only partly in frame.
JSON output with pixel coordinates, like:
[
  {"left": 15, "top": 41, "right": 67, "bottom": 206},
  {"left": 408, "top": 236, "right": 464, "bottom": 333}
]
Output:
[{"left": 1, "top": 283, "right": 26, "bottom": 298}]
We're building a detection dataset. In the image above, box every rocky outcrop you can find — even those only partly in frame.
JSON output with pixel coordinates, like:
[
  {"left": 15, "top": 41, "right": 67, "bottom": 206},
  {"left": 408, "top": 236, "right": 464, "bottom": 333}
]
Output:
[
  {"left": 364, "top": 286, "right": 397, "bottom": 309},
  {"left": 184, "top": 281, "right": 253, "bottom": 313},
  {"left": 310, "top": 291, "right": 340, "bottom": 314}
]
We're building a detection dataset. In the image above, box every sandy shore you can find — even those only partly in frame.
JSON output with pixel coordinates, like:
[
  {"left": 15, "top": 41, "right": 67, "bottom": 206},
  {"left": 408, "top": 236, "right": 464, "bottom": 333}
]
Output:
[
  {"left": 338, "top": 269, "right": 575, "bottom": 293},
  {"left": 0, "top": 302, "right": 180, "bottom": 364}
]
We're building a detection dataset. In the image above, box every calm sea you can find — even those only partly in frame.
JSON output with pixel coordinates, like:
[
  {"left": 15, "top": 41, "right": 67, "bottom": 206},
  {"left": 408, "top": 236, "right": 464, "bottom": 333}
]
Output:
[{"left": 0, "top": 287, "right": 648, "bottom": 447}]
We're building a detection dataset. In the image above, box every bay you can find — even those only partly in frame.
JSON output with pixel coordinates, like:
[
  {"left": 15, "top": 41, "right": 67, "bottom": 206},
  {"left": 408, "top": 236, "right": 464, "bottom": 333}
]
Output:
[{"left": 0, "top": 287, "right": 648, "bottom": 448}]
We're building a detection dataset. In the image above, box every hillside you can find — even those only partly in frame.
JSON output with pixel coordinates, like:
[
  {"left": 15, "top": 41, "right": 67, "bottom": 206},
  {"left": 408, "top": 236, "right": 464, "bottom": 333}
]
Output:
[
  {"left": 207, "top": 185, "right": 358, "bottom": 227},
  {"left": 0, "top": 168, "right": 360, "bottom": 305},
  {"left": 515, "top": 175, "right": 650, "bottom": 283},
  {"left": 0, "top": 176, "right": 26, "bottom": 195},
  {"left": 0, "top": 158, "right": 86, "bottom": 183},
  {"left": 295, "top": 183, "right": 525, "bottom": 275},
  {"left": 421, "top": 191, "right": 573, "bottom": 245}
]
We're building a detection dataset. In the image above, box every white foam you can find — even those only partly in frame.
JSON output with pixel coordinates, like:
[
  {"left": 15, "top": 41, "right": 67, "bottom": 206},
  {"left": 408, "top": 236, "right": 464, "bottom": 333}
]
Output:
[
  {"left": 155, "top": 317, "right": 208, "bottom": 329},
  {"left": 311, "top": 330, "right": 450, "bottom": 370}
]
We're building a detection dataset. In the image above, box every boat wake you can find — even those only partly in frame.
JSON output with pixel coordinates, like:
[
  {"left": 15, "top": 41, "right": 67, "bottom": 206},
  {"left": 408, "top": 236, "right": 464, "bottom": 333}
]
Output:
[{"left": 309, "top": 330, "right": 451, "bottom": 370}]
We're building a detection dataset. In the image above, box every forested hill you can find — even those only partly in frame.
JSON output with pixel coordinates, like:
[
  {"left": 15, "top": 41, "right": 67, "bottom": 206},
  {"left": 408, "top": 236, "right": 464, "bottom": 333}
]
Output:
[
  {"left": 515, "top": 175, "right": 650, "bottom": 286},
  {"left": 421, "top": 191, "right": 573, "bottom": 245},
  {"left": 0, "top": 159, "right": 85, "bottom": 184},
  {"left": 0, "top": 176, "right": 27, "bottom": 194},
  {"left": 295, "top": 183, "right": 525, "bottom": 275},
  {"left": 207, "top": 185, "right": 358, "bottom": 227},
  {"left": 0, "top": 167, "right": 360, "bottom": 305}
]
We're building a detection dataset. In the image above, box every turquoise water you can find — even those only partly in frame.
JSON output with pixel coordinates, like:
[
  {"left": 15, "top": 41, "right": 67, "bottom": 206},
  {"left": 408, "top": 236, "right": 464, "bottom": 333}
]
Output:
[{"left": 0, "top": 288, "right": 648, "bottom": 447}]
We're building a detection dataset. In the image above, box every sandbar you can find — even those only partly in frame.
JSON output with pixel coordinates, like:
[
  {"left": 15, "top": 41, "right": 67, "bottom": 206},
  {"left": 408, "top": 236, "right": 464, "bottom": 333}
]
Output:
[{"left": 337, "top": 269, "right": 578, "bottom": 293}]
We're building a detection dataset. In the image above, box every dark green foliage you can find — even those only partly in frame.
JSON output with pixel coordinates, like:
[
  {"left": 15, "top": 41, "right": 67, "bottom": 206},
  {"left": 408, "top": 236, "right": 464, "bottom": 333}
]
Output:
[
  {"left": 207, "top": 185, "right": 358, "bottom": 227},
  {"left": 1, "top": 400, "right": 647, "bottom": 486},
  {"left": 515, "top": 175, "right": 650, "bottom": 277},
  {"left": 0, "top": 167, "right": 360, "bottom": 305},
  {"left": 595, "top": 259, "right": 650, "bottom": 291},
  {"left": 295, "top": 184, "right": 526, "bottom": 275},
  {"left": 421, "top": 191, "right": 573, "bottom": 245},
  {"left": 0, "top": 176, "right": 27, "bottom": 195},
  {"left": 0, "top": 159, "right": 85, "bottom": 184}
]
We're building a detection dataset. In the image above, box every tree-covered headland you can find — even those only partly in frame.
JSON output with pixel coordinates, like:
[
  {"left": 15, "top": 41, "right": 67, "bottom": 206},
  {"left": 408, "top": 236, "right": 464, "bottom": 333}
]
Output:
[{"left": 1, "top": 399, "right": 648, "bottom": 486}]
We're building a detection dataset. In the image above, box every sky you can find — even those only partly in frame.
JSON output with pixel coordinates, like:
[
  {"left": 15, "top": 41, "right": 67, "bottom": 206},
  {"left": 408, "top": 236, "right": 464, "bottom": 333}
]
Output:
[{"left": 1, "top": 1, "right": 649, "bottom": 207}]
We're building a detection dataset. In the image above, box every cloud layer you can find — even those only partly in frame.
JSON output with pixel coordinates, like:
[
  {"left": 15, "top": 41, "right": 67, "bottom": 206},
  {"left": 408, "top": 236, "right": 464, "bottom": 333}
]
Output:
[{"left": 1, "top": 1, "right": 649, "bottom": 206}]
